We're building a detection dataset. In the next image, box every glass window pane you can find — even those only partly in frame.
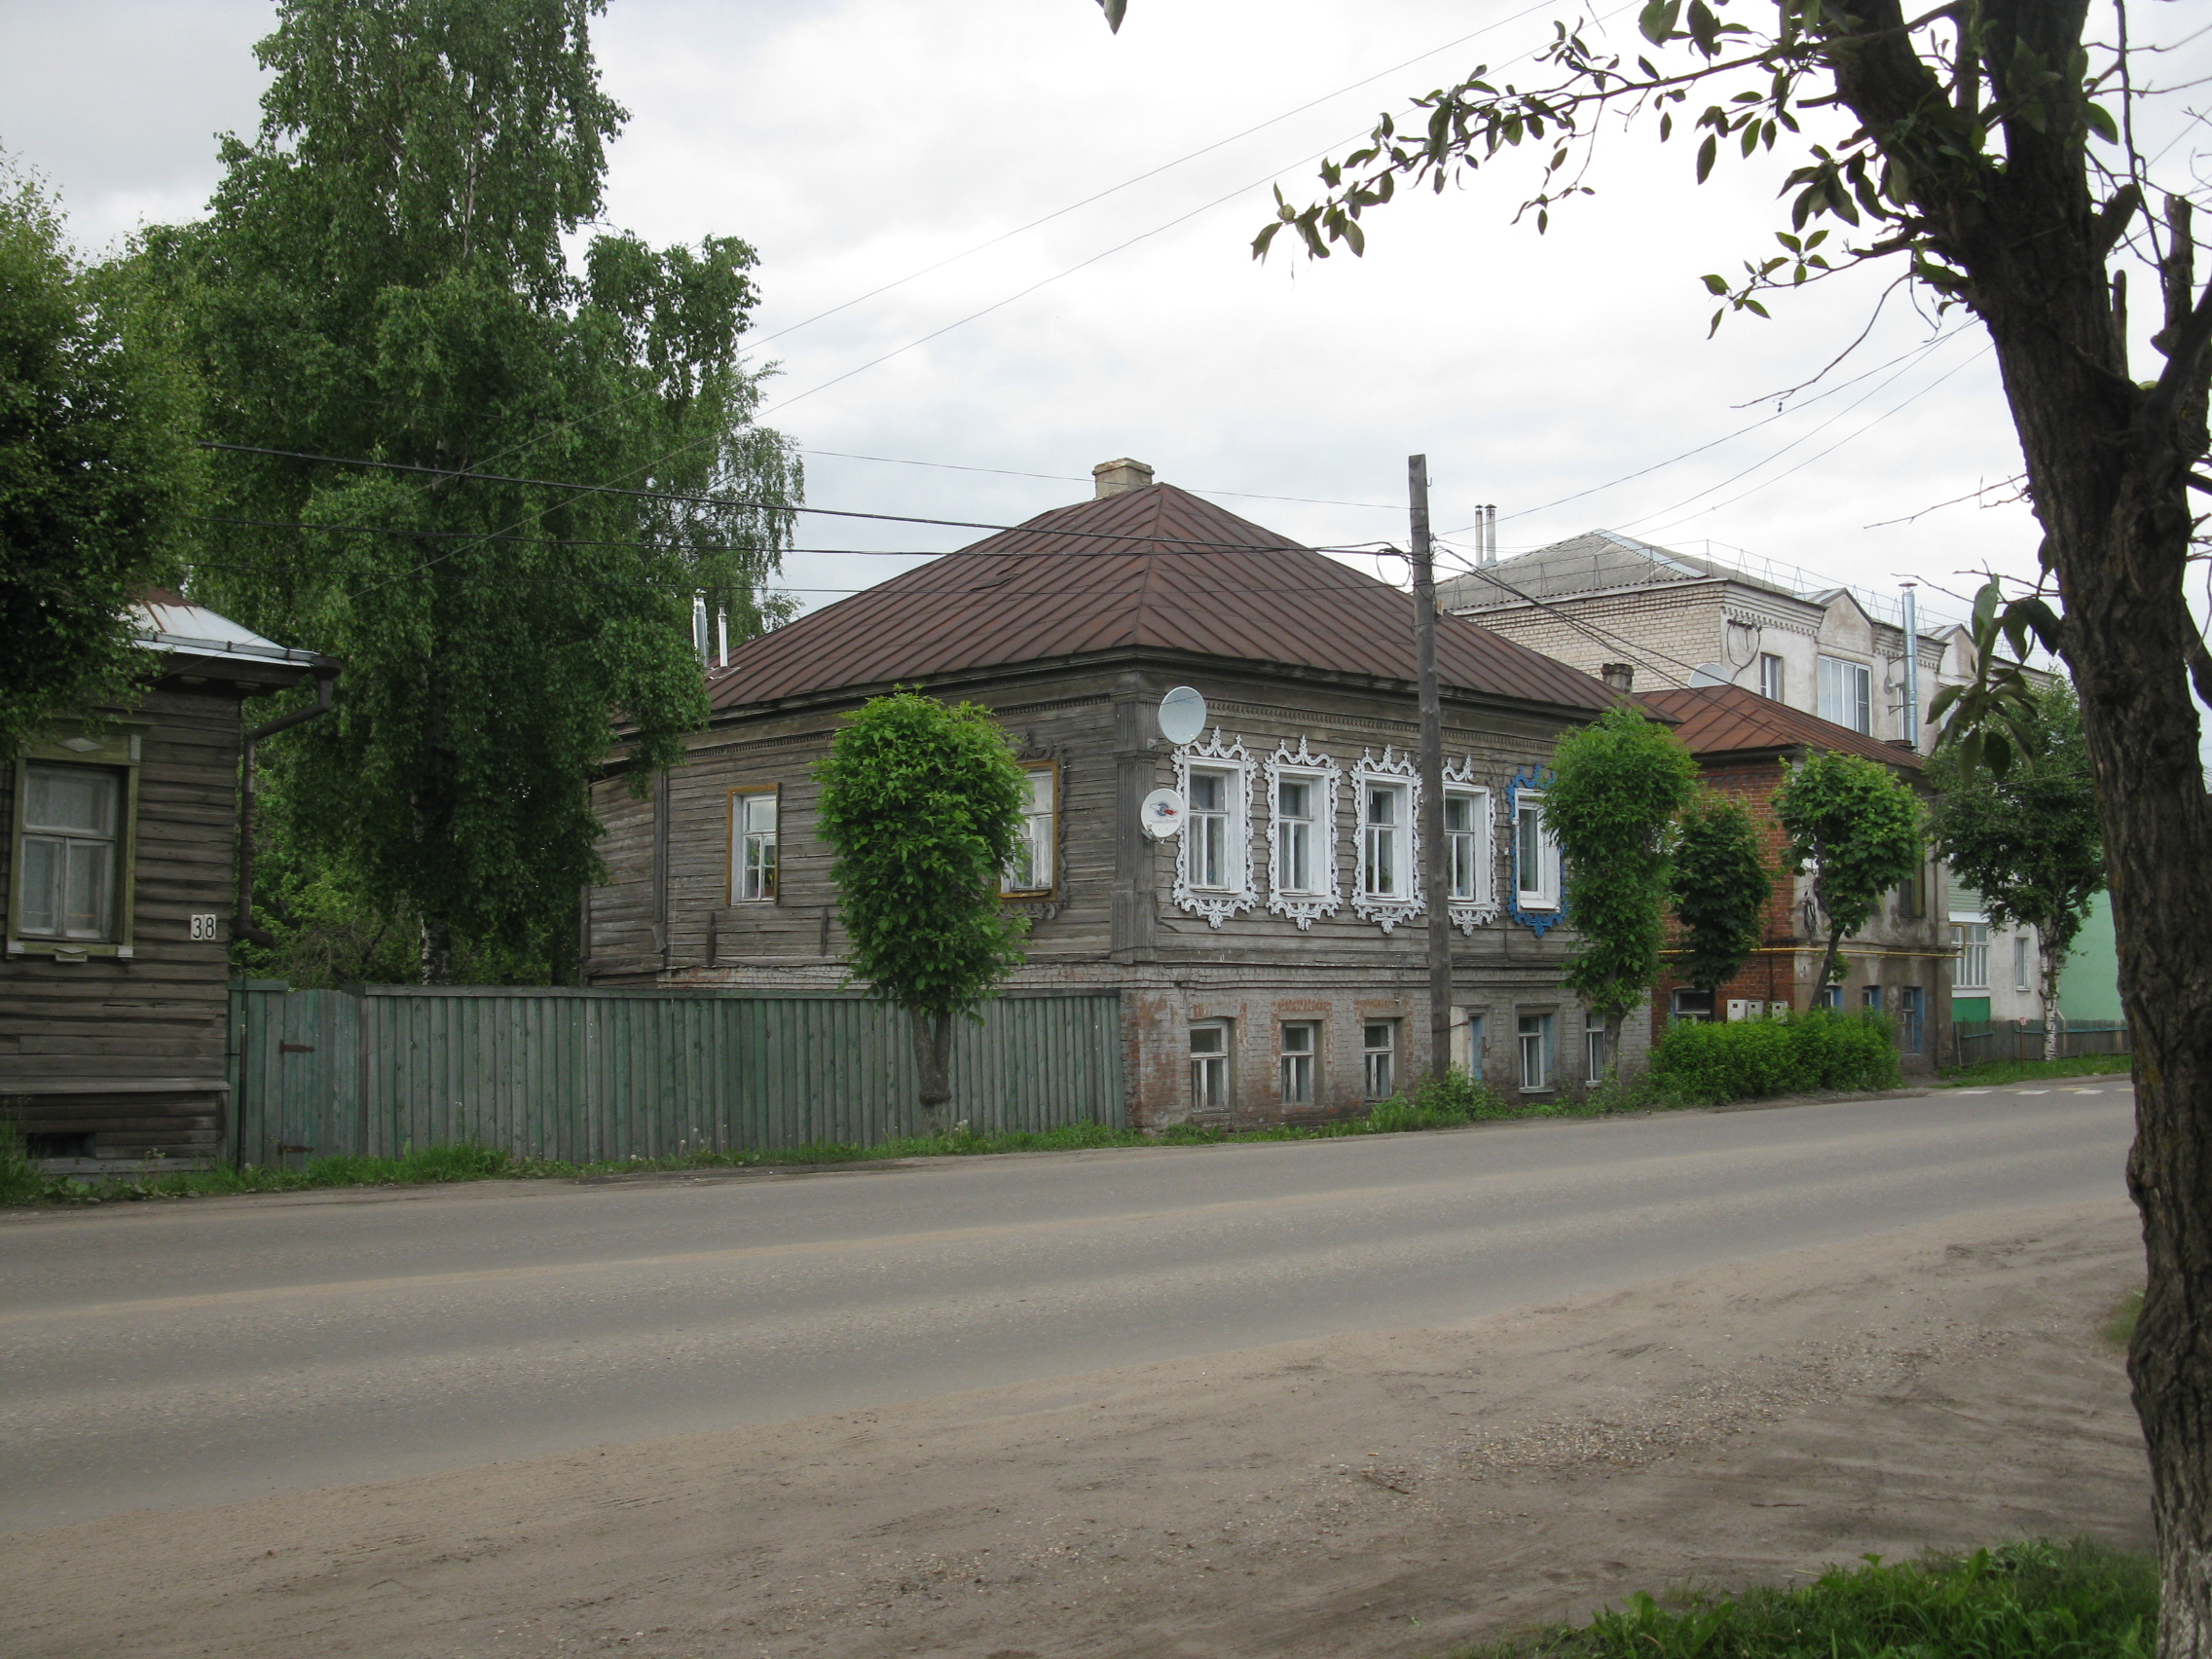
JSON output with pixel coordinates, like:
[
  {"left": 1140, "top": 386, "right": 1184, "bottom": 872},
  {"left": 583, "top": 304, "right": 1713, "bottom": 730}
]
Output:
[
  {"left": 1190, "top": 1025, "right": 1225, "bottom": 1054},
  {"left": 1278, "top": 779, "right": 1309, "bottom": 818},
  {"left": 19, "top": 836, "right": 60, "bottom": 934},
  {"left": 64, "top": 840, "right": 114, "bottom": 938},
  {"left": 1369, "top": 787, "right": 1394, "bottom": 825},
  {"left": 1190, "top": 773, "right": 1224, "bottom": 812},
  {"left": 1280, "top": 1023, "right": 1312, "bottom": 1053},
  {"left": 25, "top": 766, "right": 117, "bottom": 835}
]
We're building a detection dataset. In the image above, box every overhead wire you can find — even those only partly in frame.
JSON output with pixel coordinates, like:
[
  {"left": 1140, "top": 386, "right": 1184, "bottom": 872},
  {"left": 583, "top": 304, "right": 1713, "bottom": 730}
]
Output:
[{"left": 194, "top": 442, "right": 1395, "bottom": 557}]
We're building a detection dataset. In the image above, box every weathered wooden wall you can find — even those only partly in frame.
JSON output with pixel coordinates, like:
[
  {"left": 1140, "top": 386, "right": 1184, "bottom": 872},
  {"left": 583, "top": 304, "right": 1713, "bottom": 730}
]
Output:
[
  {"left": 228, "top": 982, "right": 1125, "bottom": 1166},
  {"left": 1, "top": 687, "right": 245, "bottom": 1161}
]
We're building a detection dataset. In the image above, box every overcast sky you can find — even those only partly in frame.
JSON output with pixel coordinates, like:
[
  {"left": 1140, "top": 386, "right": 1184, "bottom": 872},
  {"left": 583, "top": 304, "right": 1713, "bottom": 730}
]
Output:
[{"left": 7, "top": 0, "right": 2208, "bottom": 638}]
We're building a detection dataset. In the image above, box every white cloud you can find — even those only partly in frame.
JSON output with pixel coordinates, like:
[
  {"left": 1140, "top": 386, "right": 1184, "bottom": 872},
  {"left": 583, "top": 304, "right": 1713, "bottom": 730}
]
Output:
[{"left": 10, "top": 0, "right": 2206, "bottom": 638}]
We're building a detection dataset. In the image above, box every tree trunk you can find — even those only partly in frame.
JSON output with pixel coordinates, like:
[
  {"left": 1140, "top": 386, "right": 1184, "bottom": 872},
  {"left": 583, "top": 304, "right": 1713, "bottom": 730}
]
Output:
[
  {"left": 1932, "top": 174, "right": 2212, "bottom": 1659},
  {"left": 1821, "top": 919, "right": 1847, "bottom": 999},
  {"left": 1603, "top": 1008, "right": 1624, "bottom": 1084},
  {"left": 911, "top": 1008, "right": 953, "bottom": 1135},
  {"left": 420, "top": 915, "right": 454, "bottom": 986},
  {"left": 2038, "top": 930, "right": 2065, "bottom": 1064}
]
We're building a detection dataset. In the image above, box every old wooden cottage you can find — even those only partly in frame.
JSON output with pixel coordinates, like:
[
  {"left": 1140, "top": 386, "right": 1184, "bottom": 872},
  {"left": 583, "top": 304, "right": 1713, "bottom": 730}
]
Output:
[
  {"left": 583, "top": 461, "right": 1628, "bottom": 1126},
  {"left": 1, "top": 595, "right": 331, "bottom": 1170}
]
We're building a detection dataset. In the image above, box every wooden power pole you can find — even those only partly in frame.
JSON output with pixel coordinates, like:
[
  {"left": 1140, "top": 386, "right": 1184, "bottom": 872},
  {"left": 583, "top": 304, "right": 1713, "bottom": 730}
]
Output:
[{"left": 1409, "top": 455, "right": 1453, "bottom": 1083}]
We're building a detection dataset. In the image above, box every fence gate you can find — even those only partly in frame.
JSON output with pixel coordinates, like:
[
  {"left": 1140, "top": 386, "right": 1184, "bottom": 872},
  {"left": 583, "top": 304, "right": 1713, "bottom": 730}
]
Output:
[{"left": 228, "top": 983, "right": 1125, "bottom": 1167}]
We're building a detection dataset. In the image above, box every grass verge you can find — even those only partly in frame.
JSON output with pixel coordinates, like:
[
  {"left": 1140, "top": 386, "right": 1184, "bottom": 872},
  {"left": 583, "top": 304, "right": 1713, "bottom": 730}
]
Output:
[
  {"left": 2105, "top": 1289, "right": 2144, "bottom": 1350},
  {"left": 1937, "top": 1052, "right": 2134, "bottom": 1088},
  {"left": 1453, "top": 1539, "right": 2156, "bottom": 1658},
  {"left": 2, "top": 1069, "right": 1695, "bottom": 1207}
]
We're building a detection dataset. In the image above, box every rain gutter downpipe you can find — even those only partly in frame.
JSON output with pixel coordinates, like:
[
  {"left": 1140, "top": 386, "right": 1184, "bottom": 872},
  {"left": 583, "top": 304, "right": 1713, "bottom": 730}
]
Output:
[{"left": 235, "top": 659, "right": 341, "bottom": 949}]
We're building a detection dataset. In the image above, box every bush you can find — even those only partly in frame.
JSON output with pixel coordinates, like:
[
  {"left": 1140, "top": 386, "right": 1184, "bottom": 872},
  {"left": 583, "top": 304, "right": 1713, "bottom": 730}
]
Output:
[{"left": 1650, "top": 1009, "right": 1899, "bottom": 1103}]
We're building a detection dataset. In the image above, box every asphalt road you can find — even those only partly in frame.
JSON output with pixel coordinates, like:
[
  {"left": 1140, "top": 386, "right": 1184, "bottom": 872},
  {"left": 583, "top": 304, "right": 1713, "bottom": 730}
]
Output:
[{"left": 0, "top": 1084, "right": 2132, "bottom": 1532}]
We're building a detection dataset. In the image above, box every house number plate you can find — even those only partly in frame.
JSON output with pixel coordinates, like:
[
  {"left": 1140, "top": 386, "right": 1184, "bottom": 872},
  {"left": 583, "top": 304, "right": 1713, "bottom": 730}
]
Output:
[{"left": 190, "top": 914, "right": 222, "bottom": 940}]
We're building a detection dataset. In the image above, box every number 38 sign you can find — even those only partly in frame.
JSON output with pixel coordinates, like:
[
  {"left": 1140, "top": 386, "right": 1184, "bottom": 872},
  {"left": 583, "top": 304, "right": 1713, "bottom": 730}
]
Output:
[{"left": 190, "top": 914, "right": 222, "bottom": 941}]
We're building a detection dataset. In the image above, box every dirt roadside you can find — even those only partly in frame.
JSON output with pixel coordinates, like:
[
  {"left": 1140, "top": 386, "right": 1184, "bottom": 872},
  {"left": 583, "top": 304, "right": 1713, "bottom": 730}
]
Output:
[{"left": 5, "top": 1198, "right": 2149, "bottom": 1659}]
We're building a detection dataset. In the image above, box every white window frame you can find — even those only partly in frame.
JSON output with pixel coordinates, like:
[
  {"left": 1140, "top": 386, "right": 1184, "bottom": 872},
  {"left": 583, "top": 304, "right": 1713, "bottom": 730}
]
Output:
[
  {"left": 1264, "top": 738, "right": 1342, "bottom": 931},
  {"left": 1441, "top": 761, "right": 1498, "bottom": 933},
  {"left": 1512, "top": 787, "right": 1562, "bottom": 912},
  {"left": 1757, "top": 652, "right": 1786, "bottom": 701},
  {"left": 1952, "top": 920, "right": 1989, "bottom": 990},
  {"left": 1362, "top": 1018, "right": 1399, "bottom": 1100},
  {"left": 1279, "top": 1020, "right": 1318, "bottom": 1105},
  {"left": 1172, "top": 731, "right": 1256, "bottom": 929},
  {"left": 2014, "top": 934, "right": 2032, "bottom": 991},
  {"left": 1351, "top": 748, "right": 1424, "bottom": 933},
  {"left": 729, "top": 786, "right": 780, "bottom": 903},
  {"left": 1817, "top": 654, "right": 1873, "bottom": 734},
  {"left": 1517, "top": 1013, "right": 1555, "bottom": 1092},
  {"left": 1001, "top": 760, "right": 1058, "bottom": 897},
  {"left": 1190, "top": 1019, "right": 1233, "bottom": 1111},
  {"left": 1453, "top": 1010, "right": 1487, "bottom": 1080},
  {"left": 1585, "top": 1026, "right": 1608, "bottom": 1085}
]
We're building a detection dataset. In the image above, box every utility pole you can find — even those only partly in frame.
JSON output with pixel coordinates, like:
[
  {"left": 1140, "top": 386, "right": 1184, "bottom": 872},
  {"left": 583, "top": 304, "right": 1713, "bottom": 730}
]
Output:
[{"left": 1409, "top": 455, "right": 1453, "bottom": 1084}]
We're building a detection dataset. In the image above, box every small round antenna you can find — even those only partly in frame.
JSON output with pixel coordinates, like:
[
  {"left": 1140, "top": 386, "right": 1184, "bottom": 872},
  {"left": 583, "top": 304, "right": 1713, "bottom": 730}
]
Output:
[
  {"left": 1158, "top": 685, "right": 1207, "bottom": 746},
  {"left": 1140, "top": 788, "right": 1186, "bottom": 839}
]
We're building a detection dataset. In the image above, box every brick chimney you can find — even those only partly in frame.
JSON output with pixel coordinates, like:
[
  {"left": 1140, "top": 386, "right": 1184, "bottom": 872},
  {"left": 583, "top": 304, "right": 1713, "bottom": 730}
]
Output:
[
  {"left": 1601, "top": 662, "right": 1635, "bottom": 693},
  {"left": 1092, "top": 458, "right": 1155, "bottom": 498}
]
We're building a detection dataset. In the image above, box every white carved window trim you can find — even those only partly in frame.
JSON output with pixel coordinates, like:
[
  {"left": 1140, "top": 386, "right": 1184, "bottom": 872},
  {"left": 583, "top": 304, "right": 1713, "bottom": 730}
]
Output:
[
  {"left": 1173, "top": 730, "right": 1257, "bottom": 929},
  {"left": 1440, "top": 758, "right": 1499, "bottom": 933},
  {"left": 1351, "top": 748, "right": 1424, "bottom": 934},
  {"left": 1264, "top": 738, "right": 1342, "bottom": 931}
]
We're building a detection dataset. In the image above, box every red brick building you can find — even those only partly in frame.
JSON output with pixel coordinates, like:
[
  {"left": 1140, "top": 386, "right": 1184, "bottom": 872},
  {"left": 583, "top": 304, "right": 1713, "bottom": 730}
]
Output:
[{"left": 1638, "top": 683, "right": 1950, "bottom": 1072}]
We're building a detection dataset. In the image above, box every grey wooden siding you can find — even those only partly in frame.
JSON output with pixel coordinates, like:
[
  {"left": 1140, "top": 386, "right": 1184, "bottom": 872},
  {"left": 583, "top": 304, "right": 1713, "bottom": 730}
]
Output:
[
  {"left": 228, "top": 983, "right": 1126, "bottom": 1166},
  {"left": 1, "top": 687, "right": 245, "bottom": 1159}
]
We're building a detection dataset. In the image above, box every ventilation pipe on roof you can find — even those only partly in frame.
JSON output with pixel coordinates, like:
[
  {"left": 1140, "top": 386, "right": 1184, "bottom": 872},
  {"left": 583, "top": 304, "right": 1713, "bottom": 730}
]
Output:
[
  {"left": 1601, "top": 662, "right": 1636, "bottom": 693},
  {"left": 1899, "top": 581, "right": 1920, "bottom": 752},
  {"left": 1092, "top": 458, "right": 1155, "bottom": 498},
  {"left": 1481, "top": 503, "right": 1498, "bottom": 566}
]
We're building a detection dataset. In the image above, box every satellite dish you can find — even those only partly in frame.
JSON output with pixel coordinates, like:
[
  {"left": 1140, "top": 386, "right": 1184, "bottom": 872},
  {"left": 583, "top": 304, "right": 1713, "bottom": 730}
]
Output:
[
  {"left": 1688, "top": 662, "right": 1734, "bottom": 687},
  {"left": 1158, "top": 685, "right": 1208, "bottom": 746},
  {"left": 1140, "top": 788, "right": 1186, "bottom": 839}
]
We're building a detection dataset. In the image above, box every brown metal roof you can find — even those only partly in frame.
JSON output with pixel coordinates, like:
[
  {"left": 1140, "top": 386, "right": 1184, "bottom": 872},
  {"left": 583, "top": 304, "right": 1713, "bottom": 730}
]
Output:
[
  {"left": 1639, "top": 682, "right": 1925, "bottom": 769},
  {"left": 709, "top": 483, "right": 1617, "bottom": 714}
]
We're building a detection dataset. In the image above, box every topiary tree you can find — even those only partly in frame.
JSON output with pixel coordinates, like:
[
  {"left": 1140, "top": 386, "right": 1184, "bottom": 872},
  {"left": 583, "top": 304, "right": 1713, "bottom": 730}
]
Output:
[
  {"left": 1670, "top": 791, "right": 1774, "bottom": 999},
  {"left": 1930, "top": 682, "right": 2104, "bottom": 1061},
  {"left": 1773, "top": 752, "right": 1924, "bottom": 993},
  {"left": 813, "top": 692, "right": 1030, "bottom": 1130},
  {"left": 1544, "top": 704, "right": 1700, "bottom": 1073}
]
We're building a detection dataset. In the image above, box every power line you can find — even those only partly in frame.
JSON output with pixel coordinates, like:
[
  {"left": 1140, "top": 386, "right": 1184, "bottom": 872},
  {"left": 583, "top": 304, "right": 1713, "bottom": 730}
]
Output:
[
  {"left": 1433, "top": 329, "right": 1963, "bottom": 538},
  {"left": 1626, "top": 343, "right": 1994, "bottom": 539},
  {"left": 194, "top": 442, "right": 1388, "bottom": 556},
  {"left": 799, "top": 449, "right": 1402, "bottom": 511},
  {"left": 750, "top": 0, "right": 1573, "bottom": 352},
  {"left": 1431, "top": 541, "right": 1712, "bottom": 687}
]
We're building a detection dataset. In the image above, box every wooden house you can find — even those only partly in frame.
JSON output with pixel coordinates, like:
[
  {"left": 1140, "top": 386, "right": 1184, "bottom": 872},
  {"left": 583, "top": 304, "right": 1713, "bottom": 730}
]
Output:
[
  {"left": 584, "top": 461, "right": 1633, "bottom": 1127},
  {"left": 1, "top": 596, "right": 331, "bottom": 1170},
  {"left": 1638, "top": 682, "right": 1952, "bottom": 1069}
]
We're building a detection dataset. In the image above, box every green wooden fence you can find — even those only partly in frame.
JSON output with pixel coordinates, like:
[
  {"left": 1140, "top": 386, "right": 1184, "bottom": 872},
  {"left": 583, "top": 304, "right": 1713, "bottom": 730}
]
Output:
[{"left": 226, "top": 982, "right": 1126, "bottom": 1168}]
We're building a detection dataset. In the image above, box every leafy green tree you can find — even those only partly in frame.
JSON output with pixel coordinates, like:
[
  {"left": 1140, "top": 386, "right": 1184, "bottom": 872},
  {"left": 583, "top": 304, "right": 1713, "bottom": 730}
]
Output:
[
  {"left": 1773, "top": 752, "right": 1923, "bottom": 992},
  {"left": 1545, "top": 705, "right": 1700, "bottom": 1071},
  {"left": 0, "top": 158, "right": 200, "bottom": 760},
  {"left": 1669, "top": 792, "right": 1773, "bottom": 997},
  {"left": 813, "top": 693, "right": 1031, "bottom": 1129},
  {"left": 145, "top": 0, "right": 799, "bottom": 982},
  {"left": 1930, "top": 682, "right": 2103, "bottom": 1060}
]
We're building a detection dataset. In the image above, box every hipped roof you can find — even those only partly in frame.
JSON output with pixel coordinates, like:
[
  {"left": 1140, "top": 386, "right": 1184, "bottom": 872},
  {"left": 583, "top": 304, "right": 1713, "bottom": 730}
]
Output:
[
  {"left": 1639, "top": 682, "right": 1924, "bottom": 770},
  {"left": 709, "top": 483, "right": 1617, "bottom": 715}
]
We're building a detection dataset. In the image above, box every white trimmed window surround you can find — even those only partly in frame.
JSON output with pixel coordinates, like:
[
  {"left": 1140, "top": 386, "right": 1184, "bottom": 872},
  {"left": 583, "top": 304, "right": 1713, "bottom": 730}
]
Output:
[
  {"left": 1265, "top": 738, "right": 1342, "bottom": 931},
  {"left": 1352, "top": 748, "right": 1424, "bottom": 934},
  {"left": 1441, "top": 758, "right": 1498, "bottom": 934},
  {"left": 1173, "top": 730, "right": 1257, "bottom": 929}
]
